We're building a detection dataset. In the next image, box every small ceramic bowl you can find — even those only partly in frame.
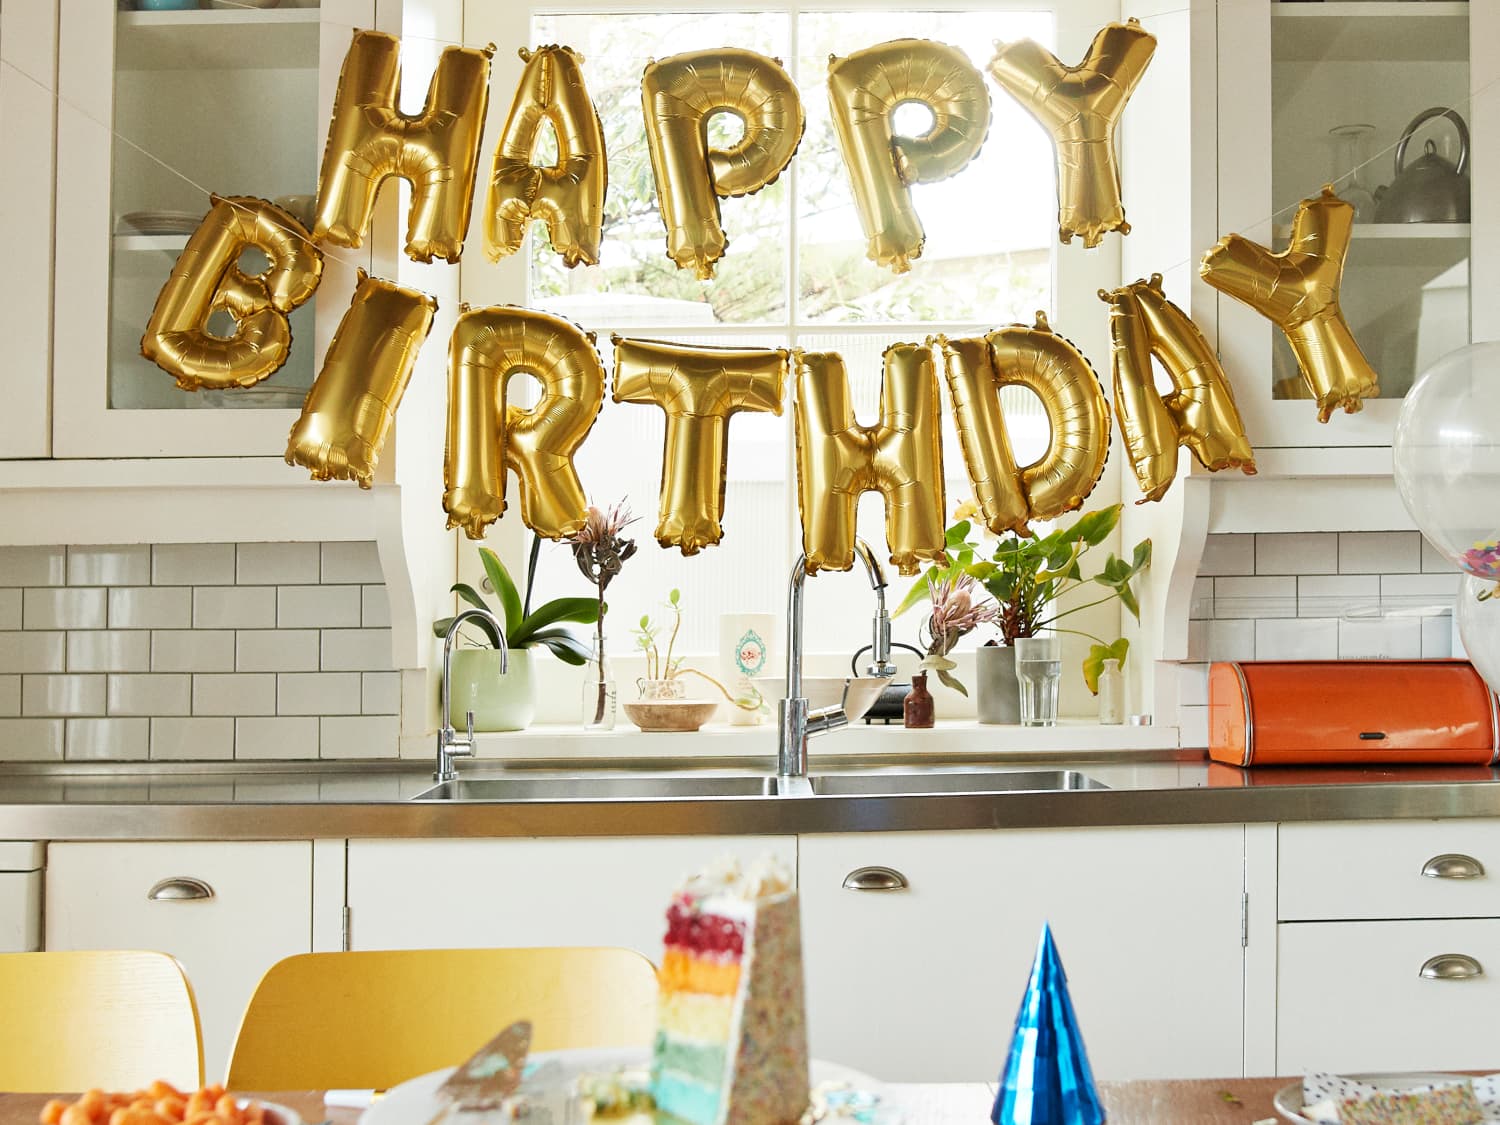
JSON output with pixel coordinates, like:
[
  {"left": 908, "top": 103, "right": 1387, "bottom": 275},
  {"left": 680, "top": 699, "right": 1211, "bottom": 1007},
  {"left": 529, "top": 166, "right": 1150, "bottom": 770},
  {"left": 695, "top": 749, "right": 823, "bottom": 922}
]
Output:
[{"left": 622, "top": 699, "right": 718, "bottom": 733}]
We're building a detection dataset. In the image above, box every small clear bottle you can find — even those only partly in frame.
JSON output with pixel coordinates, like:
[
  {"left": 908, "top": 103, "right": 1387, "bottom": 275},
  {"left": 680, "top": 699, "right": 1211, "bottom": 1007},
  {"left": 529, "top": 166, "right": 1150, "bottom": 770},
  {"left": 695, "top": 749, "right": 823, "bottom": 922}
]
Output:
[
  {"left": 1097, "top": 658, "right": 1125, "bottom": 725},
  {"left": 581, "top": 632, "right": 616, "bottom": 730}
]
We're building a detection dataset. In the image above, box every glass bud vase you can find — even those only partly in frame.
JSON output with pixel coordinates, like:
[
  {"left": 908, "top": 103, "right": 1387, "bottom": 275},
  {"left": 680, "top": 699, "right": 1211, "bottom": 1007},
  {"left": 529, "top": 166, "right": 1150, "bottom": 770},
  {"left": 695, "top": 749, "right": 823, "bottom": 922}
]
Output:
[{"left": 581, "top": 632, "right": 616, "bottom": 731}]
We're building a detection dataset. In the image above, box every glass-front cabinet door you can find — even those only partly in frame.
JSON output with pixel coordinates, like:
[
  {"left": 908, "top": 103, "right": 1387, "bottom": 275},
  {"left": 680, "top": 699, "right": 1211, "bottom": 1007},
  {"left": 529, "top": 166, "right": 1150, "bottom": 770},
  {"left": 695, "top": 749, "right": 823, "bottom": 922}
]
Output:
[
  {"left": 1215, "top": 0, "right": 1498, "bottom": 452},
  {"left": 53, "top": 0, "right": 372, "bottom": 458}
]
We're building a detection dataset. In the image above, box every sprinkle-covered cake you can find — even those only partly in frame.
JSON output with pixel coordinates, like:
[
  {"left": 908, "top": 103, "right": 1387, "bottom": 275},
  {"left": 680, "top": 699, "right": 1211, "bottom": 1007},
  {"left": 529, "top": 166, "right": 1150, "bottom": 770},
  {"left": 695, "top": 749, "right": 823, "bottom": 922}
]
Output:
[{"left": 650, "top": 858, "right": 809, "bottom": 1125}]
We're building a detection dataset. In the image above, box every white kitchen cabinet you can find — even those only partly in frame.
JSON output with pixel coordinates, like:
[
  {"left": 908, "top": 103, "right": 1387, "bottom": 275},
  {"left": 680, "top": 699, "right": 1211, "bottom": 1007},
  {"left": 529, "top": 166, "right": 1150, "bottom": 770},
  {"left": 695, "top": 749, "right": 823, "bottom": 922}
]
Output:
[
  {"left": 799, "top": 827, "right": 1246, "bottom": 1083},
  {"left": 0, "top": 843, "right": 43, "bottom": 952},
  {"left": 345, "top": 837, "right": 797, "bottom": 956},
  {"left": 46, "top": 841, "right": 314, "bottom": 1082}
]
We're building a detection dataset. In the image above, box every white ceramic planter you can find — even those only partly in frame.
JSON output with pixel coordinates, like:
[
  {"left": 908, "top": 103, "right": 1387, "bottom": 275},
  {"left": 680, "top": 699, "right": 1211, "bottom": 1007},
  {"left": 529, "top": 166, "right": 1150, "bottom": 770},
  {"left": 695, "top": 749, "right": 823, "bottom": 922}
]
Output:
[{"left": 447, "top": 647, "right": 535, "bottom": 732}]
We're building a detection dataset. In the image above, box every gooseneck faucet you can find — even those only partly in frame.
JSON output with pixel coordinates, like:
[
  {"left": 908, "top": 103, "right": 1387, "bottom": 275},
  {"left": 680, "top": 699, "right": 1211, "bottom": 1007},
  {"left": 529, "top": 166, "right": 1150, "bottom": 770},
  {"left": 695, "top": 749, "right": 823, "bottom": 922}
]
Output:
[
  {"left": 437, "top": 607, "right": 508, "bottom": 783},
  {"left": 778, "top": 539, "right": 893, "bottom": 782}
]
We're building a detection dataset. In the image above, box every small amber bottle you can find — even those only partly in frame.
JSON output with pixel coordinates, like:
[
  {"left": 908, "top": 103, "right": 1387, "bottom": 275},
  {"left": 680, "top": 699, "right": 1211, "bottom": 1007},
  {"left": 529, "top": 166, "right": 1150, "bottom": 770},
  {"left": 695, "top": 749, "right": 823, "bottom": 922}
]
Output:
[{"left": 903, "top": 672, "right": 935, "bottom": 729}]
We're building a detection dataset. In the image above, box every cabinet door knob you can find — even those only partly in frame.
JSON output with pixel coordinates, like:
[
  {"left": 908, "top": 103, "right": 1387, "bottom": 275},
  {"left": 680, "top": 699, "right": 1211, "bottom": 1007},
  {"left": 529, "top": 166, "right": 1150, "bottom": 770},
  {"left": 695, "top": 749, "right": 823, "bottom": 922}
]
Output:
[
  {"left": 842, "top": 865, "right": 908, "bottom": 892},
  {"left": 146, "top": 876, "right": 215, "bottom": 902},
  {"left": 1419, "top": 954, "right": 1484, "bottom": 981},
  {"left": 1421, "top": 854, "right": 1486, "bottom": 880}
]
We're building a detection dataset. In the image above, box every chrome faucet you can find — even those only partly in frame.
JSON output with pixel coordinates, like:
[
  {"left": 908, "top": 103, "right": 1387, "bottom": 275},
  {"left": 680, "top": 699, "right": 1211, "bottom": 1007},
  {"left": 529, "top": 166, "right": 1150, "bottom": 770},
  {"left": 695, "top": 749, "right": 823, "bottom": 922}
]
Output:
[
  {"left": 437, "top": 607, "right": 507, "bottom": 783},
  {"left": 777, "top": 539, "right": 893, "bottom": 785}
]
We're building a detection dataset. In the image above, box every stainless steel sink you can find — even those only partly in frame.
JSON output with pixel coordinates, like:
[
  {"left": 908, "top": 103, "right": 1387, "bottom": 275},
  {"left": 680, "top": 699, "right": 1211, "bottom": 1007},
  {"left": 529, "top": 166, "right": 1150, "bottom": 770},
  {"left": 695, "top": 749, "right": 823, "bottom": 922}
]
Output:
[
  {"left": 806, "top": 768, "right": 1108, "bottom": 796},
  {"left": 412, "top": 774, "right": 778, "bottom": 802}
]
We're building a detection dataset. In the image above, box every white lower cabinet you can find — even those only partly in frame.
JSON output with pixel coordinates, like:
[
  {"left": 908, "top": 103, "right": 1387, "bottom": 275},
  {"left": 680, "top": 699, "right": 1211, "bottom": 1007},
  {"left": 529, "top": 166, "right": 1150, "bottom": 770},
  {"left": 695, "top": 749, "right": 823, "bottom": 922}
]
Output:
[
  {"left": 45, "top": 841, "right": 315, "bottom": 1082},
  {"left": 798, "top": 826, "right": 1247, "bottom": 1083}
]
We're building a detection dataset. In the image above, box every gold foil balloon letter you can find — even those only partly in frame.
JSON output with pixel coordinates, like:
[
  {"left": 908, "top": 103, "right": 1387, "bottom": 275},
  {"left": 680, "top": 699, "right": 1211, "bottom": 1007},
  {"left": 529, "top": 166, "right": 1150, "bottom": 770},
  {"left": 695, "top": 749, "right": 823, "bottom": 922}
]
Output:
[
  {"left": 444, "top": 307, "right": 605, "bottom": 540},
  {"left": 1100, "top": 274, "right": 1256, "bottom": 502},
  {"left": 936, "top": 313, "right": 1110, "bottom": 534},
  {"left": 641, "top": 48, "right": 805, "bottom": 280},
  {"left": 487, "top": 46, "right": 606, "bottom": 268},
  {"left": 793, "top": 344, "right": 946, "bottom": 575},
  {"left": 612, "top": 337, "right": 788, "bottom": 555},
  {"left": 314, "top": 30, "right": 492, "bottom": 264},
  {"left": 988, "top": 19, "right": 1155, "bottom": 248},
  {"left": 285, "top": 272, "right": 437, "bottom": 489},
  {"left": 828, "top": 39, "right": 990, "bottom": 273},
  {"left": 1200, "top": 186, "right": 1379, "bottom": 423},
  {"left": 142, "top": 195, "right": 322, "bottom": 391}
]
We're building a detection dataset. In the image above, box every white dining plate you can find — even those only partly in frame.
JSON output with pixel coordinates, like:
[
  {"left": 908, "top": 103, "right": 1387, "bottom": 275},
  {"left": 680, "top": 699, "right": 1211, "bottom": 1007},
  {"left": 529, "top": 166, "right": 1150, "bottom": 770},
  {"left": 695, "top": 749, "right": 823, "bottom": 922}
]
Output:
[
  {"left": 361, "top": 1048, "right": 883, "bottom": 1125},
  {"left": 1272, "top": 1072, "right": 1470, "bottom": 1124},
  {"left": 248, "top": 1099, "right": 303, "bottom": 1125}
]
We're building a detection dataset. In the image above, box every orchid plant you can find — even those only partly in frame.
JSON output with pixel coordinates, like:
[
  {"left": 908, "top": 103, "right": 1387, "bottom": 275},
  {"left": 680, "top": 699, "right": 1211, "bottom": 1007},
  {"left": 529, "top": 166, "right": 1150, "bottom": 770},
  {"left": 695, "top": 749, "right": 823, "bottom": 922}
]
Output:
[{"left": 918, "top": 573, "right": 999, "bottom": 696}]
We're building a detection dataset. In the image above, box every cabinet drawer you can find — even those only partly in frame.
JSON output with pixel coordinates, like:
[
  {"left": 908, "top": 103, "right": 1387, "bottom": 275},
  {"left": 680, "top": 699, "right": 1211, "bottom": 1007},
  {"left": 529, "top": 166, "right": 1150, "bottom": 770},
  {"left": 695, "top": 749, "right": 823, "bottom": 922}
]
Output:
[
  {"left": 1279, "top": 820, "right": 1500, "bottom": 920},
  {"left": 46, "top": 842, "right": 312, "bottom": 1083},
  {"left": 1278, "top": 919, "right": 1500, "bottom": 1074}
]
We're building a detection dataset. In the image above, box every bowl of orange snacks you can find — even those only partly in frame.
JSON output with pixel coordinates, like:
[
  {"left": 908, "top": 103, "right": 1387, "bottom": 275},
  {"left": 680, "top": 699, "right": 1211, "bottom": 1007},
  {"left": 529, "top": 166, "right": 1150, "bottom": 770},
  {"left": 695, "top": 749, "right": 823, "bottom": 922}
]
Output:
[{"left": 41, "top": 1083, "right": 301, "bottom": 1125}]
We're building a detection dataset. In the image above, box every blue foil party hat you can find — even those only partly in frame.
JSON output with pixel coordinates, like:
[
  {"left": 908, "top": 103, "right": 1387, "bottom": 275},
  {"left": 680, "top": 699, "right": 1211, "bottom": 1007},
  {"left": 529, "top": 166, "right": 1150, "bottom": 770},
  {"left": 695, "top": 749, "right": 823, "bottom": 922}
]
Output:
[{"left": 992, "top": 923, "right": 1105, "bottom": 1125}]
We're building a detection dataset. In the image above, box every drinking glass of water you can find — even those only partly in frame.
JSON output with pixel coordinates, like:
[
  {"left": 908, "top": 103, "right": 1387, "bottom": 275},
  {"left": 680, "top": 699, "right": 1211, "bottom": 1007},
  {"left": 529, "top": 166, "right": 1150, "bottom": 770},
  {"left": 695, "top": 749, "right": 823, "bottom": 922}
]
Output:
[{"left": 1015, "top": 635, "right": 1061, "bottom": 727}]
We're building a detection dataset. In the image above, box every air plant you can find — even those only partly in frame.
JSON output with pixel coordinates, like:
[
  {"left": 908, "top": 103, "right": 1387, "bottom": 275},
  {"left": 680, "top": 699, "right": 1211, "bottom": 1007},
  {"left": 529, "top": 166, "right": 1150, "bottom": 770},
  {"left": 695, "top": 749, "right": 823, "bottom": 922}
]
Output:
[{"left": 918, "top": 573, "right": 999, "bottom": 696}]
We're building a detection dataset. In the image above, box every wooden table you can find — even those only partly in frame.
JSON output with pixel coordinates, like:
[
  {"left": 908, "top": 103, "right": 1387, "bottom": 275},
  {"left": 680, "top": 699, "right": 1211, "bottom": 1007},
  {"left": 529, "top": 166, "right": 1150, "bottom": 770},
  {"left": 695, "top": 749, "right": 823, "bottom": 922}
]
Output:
[{"left": 0, "top": 1079, "right": 1296, "bottom": 1123}]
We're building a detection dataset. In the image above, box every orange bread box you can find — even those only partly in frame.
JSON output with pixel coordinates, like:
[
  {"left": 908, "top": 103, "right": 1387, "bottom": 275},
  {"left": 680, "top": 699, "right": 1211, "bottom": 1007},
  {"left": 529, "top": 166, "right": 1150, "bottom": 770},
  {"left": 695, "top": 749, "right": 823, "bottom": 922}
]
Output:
[{"left": 1207, "top": 659, "right": 1499, "bottom": 767}]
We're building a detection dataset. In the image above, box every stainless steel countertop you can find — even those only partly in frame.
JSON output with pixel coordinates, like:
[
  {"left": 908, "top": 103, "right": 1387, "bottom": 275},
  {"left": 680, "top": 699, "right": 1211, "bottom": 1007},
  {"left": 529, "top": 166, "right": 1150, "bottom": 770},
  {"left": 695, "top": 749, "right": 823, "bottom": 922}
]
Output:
[{"left": 2, "top": 754, "right": 1499, "bottom": 839}]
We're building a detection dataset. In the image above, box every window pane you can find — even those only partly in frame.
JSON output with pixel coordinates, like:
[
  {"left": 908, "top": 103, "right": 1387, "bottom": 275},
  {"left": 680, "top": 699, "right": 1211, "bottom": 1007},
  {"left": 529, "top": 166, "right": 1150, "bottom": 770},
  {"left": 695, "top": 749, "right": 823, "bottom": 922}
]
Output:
[
  {"left": 529, "top": 12, "right": 792, "bottom": 327},
  {"left": 795, "top": 11, "right": 1055, "bottom": 325}
]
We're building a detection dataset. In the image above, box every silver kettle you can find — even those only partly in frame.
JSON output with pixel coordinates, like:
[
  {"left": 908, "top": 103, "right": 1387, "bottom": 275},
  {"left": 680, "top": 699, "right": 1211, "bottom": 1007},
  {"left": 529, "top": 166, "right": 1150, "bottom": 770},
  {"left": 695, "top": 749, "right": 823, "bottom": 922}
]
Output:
[{"left": 1374, "top": 107, "right": 1470, "bottom": 224}]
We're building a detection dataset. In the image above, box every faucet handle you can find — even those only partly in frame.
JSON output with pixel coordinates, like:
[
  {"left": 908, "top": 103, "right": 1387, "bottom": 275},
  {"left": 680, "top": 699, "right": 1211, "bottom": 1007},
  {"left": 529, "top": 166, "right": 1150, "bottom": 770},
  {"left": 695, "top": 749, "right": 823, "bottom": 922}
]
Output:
[{"left": 465, "top": 709, "right": 475, "bottom": 745}]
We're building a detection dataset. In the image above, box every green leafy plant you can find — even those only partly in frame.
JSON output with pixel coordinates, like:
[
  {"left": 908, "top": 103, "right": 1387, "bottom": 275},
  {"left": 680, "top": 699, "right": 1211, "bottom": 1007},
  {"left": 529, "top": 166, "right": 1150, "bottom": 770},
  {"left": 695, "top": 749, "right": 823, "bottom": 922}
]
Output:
[
  {"left": 633, "top": 589, "right": 763, "bottom": 712},
  {"left": 433, "top": 545, "right": 597, "bottom": 666},
  {"left": 896, "top": 503, "right": 1151, "bottom": 694}
]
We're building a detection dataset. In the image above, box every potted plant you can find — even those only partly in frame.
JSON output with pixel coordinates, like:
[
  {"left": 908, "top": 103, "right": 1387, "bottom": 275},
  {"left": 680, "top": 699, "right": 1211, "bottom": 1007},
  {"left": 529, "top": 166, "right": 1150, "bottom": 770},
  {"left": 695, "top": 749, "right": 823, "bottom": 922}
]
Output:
[
  {"left": 897, "top": 503, "right": 1151, "bottom": 724},
  {"left": 626, "top": 589, "right": 765, "bottom": 731},
  {"left": 433, "top": 544, "right": 597, "bottom": 732}
]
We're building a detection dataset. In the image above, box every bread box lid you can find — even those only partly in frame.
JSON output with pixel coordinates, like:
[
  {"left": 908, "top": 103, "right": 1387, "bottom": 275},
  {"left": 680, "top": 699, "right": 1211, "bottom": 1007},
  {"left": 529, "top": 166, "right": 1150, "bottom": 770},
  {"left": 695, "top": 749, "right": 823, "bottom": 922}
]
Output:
[{"left": 1208, "top": 660, "right": 1499, "bottom": 767}]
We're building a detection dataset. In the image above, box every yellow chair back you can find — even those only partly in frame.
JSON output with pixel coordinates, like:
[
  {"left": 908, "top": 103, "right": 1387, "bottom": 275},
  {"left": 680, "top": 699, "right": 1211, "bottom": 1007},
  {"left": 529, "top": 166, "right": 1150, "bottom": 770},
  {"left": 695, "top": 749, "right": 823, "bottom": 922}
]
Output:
[
  {"left": 225, "top": 947, "right": 658, "bottom": 1089},
  {"left": 0, "top": 950, "right": 203, "bottom": 1091}
]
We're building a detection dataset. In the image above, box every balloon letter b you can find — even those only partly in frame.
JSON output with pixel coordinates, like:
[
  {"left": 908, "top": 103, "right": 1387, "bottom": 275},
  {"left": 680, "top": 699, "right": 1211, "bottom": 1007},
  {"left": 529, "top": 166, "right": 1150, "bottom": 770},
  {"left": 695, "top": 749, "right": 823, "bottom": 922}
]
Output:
[
  {"left": 642, "top": 48, "right": 805, "bottom": 279},
  {"left": 142, "top": 196, "right": 322, "bottom": 391},
  {"left": 612, "top": 337, "right": 788, "bottom": 555},
  {"left": 1101, "top": 274, "right": 1256, "bottom": 502},
  {"left": 828, "top": 39, "right": 990, "bottom": 273},
  {"left": 1200, "top": 186, "right": 1379, "bottom": 422},
  {"left": 487, "top": 46, "right": 607, "bottom": 268},
  {"left": 314, "top": 30, "right": 492, "bottom": 264},
  {"left": 444, "top": 307, "right": 604, "bottom": 541},
  {"left": 988, "top": 19, "right": 1155, "bottom": 248},
  {"left": 285, "top": 272, "right": 438, "bottom": 489},
  {"left": 793, "top": 345, "right": 946, "bottom": 576}
]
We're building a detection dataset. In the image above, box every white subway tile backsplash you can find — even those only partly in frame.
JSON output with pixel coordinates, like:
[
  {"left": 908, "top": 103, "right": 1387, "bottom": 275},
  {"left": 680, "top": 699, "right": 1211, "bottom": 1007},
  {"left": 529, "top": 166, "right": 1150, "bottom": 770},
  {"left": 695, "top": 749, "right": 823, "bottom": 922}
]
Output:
[
  {"left": 193, "top": 586, "right": 276, "bottom": 629},
  {"left": 151, "top": 629, "right": 235, "bottom": 673},
  {"left": 1339, "top": 532, "right": 1420, "bottom": 575},
  {"left": 1212, "top": 576, "right": 1297, "bottom": 619},
  {"left": 22, "top": 673, "right": 105, "bottom": 717},
  {"left": 320, "top": 714, "right": 398, "bottom": 758},
  {"left": 237, "top": 543, "right": 321, "bottom": 585},
  {"left": 321, "top": 541, "right": 382, "bottom": 585},
  {"left": 0, "top": 632, "right": 64, "bottom": 674},
  {"left": 1298, "top": 575, "right": 1380, "bottom": 619},
  {"left": 1338, "top": 616, "right": 1423, "bottom": 660},
  {"left": 237, "top": 629, "right": 318, "bottom": 673},
  {"left": 278, "top": 672, "right": 361, "bottom": 716},
  {"left": 1255, "top": 617, "right": 1338, "bottom": 661},
  {"left": 278, "top": 585, "right": 361, "bottom": 628},
  {"left": 361, "top": 671, "right": 400, "bottom": 715},
  {"left": 0, "top": 675, "right": 18, "bottom": 717},
  {"left": 28, "top": 588, "right": 107, "bottom": 630},
  {"left": 0, "top": 590, "right": 18, "bottom": 630},
  {"left": 1422, "top": 613, "right": 1454, "bottom": 659},
  {"left": 107, "top": 673, "right": 191, "bottom": 716},
  {"left": 1380, "top": 572, "right": 1460, "bottom": 607},
  {"left": 67, "top": 545, "right": 150, "bottom": 587},
  {"left": 235, "top": 716, "right": 318, "bottom": 760},
  {"left": 150, "top": 717, "right": 233, "bottom": 761},
  {"left": 1255, "top": 533, "right": 1338, "bottom": 576},
  {"left": 67, "top": 630, "right": 151, "bottom": 673},
  {"left": 1187, "top": 618, "right": 1255, "bottom": 662},
  {"left": 1420, "top": 536, "right": 1450, "bottom": 574},
  {"left": 362, "top": 585, "right": 390, "bottom": 628},
  {"left": 1179, "top": 704, "right": 1209, "bottom": 749},
  {"left": 66, "top": 717, "right": 148, "bottom": 761},
  {"left": 192, "top": 673, "right": 276, "bottom": 716},
  {"left": 0, "top": 718, "right": 62, "bottom": 760},
  {"left": 321, "top": 628, "right": 392, "bottom": 672},
  {"left": 1177, "top": 663, "right": 1209, "bottom": 707},
  {"left": 107, "top": 586, "right": 189, "bottom": 629},
  {"left": 152, "top": 543, "right": 235, "bottom": 586},
  {"left": 1189, "top": 578, "right": 1214, "bottom": 620},
  {"left": 1199, "top": 534, "right": 1254, "bottom": 576},
  {"left": 0, "top": 546, "right": 64, "bottom": 587}
]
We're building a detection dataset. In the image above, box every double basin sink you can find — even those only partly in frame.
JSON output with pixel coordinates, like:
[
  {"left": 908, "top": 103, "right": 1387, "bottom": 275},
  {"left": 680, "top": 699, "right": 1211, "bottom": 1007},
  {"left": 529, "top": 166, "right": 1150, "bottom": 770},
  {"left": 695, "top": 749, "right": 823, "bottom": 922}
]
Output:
[{"left": 412, "top": 768, "right": 1107, "bottom": 802}]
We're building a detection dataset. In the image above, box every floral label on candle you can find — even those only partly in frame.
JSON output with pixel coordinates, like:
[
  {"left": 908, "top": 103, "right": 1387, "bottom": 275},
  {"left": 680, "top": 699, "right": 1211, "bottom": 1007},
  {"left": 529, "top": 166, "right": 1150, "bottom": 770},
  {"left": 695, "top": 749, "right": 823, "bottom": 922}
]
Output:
[{"left": 735, "top": 629, "right": 768, "bottom": 677}]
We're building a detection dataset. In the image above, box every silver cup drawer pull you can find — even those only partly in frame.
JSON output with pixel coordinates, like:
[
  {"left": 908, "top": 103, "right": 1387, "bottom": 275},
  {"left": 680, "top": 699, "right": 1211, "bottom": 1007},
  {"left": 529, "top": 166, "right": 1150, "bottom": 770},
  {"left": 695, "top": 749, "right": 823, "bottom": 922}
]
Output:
[
  {"left": 1419, "top": 954, "right": 1483, "bottom": 981},
  {"left": 1421, "top": 853, "right": 1486, "bottom": 880},
  {"left": 146, "top": 876, "right": 215, "bottom": 902},
  {"left": 842, "top": 865, "right": 909, "bottom": 892}
]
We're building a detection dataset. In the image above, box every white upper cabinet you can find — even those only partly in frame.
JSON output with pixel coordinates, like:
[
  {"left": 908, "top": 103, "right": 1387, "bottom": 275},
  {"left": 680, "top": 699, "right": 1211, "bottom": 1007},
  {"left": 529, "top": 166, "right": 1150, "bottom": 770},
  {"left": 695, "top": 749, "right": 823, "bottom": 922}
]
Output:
[{"left": 1214, "top": 1, "right": 1497, "bottom": 453}]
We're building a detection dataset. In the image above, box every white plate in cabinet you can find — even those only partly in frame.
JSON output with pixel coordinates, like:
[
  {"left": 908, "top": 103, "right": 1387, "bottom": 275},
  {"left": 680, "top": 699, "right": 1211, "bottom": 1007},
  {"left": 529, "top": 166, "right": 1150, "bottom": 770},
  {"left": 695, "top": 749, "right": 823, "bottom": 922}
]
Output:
[
  {"left": 45, "top": 841, "right": 313, "bottom": 1082},
  {"left": 798, "top": 827, "right": 1245, "bottom": 1084},
  {"left": 1277, "top": 919, "right": 1500, "bottom": 1074},
  {"left": 1279, "top": 821, "right": 1500, "bottom": 921}
]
